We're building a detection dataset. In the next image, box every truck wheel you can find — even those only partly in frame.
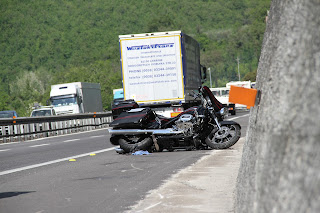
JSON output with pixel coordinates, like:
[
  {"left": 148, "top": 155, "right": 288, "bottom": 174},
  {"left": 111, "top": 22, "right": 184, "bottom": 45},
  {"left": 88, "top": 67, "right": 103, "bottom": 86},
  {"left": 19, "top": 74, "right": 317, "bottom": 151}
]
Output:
[
  {"left": 118, "top": 135, "right": 153, "bottom": 153},
  {"left": 205, "top": 124, "right": 241, "bottom": 149}
]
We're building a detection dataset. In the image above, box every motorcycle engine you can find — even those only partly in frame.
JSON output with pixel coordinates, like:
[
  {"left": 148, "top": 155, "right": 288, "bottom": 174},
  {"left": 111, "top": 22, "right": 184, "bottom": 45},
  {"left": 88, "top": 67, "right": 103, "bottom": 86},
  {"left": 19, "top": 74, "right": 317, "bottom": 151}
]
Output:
[{"left": 174, "top": 114, "right": 195, "bottom": 136}]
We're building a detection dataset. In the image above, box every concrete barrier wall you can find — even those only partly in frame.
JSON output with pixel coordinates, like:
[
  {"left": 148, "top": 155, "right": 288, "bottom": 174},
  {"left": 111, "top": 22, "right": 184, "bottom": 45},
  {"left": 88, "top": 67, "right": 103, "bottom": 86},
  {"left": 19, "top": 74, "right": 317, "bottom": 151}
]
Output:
[{"left": 235, "top": 0, "right": 320, "bottom": 212}]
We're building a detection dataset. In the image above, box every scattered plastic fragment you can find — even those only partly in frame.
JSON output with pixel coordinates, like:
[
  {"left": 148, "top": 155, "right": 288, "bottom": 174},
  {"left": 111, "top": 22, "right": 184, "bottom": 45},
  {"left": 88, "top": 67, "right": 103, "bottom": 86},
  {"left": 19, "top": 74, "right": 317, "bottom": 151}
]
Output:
[
  {"left": 115, "top": 148, "right": 125, "bottom": 154},
  {"left": 69, "top": 159, "right": 76, "bottom": 162},
  {"left": 90, "top": 153, "right": 96, "bottom": 156},
  {"left": 132, "top": 150, "right": 151, "bottom": 155}
]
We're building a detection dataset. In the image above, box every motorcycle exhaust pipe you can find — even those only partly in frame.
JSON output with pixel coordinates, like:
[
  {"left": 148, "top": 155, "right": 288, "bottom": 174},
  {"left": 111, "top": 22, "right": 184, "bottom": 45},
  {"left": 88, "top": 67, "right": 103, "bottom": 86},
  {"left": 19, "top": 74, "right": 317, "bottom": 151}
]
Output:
[{"left": 108, "top": 128, "right": 184, "bottom": 135}]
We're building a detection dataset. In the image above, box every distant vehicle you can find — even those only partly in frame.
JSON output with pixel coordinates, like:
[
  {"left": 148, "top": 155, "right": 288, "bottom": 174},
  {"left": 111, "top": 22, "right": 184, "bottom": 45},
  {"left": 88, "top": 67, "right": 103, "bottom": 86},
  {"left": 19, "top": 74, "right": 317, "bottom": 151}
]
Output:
[
  {"left": 49, "top": 82, "right": 103, "bottom": 115},
  {"left": 0, "top": 110, "right": 18, "bottom": 135},
  {"left": 31, "top": 107, "right": 56, "bottom": 117},
  {"left": 113, "top": 88, "right": 124, "bottom": 102},
  {"left": 210, "top": 87, "right": 236, "bottom": 115},
  {"left": 0, "top": 110, "right": 18, "bottom": 118}
]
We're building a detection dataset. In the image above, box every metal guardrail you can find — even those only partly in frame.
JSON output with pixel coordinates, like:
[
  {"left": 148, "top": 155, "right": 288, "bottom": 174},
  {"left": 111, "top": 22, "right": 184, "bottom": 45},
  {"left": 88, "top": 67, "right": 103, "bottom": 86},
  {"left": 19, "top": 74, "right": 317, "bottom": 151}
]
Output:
[{"left": 0, "top": 112, "right": 113, "bottom": 143}]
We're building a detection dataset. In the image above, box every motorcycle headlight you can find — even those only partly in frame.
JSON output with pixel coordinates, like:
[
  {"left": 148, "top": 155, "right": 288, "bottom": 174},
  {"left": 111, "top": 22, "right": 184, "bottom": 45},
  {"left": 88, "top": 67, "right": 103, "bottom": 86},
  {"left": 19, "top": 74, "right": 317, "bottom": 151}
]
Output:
[
  {"left": 219, "top": 108, "right": 225, "bottom": 115},
  {"left": 219, "top": 108, "right": 228, "bottom": 117}
]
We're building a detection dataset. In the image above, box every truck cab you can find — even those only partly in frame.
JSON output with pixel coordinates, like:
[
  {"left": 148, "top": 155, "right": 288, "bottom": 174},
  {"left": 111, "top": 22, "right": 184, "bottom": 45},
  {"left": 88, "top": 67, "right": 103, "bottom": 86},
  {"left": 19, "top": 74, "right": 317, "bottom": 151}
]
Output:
[
  {"left": 113, "top": 88, "right": 124, "bottom": 103},
  {"left": 49, "top": 82, "right": 103, "bottom": 115},
  {"left": 49, "top": 83, "right": 82, "bottom": 115}
]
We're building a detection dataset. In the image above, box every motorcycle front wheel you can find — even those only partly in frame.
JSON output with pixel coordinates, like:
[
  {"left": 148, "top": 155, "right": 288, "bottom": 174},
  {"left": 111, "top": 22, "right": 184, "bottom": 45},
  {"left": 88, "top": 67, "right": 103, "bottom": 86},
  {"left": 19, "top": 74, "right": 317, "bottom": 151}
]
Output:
[
  {"left": 118, "top": 135, "right": 153, "bottom": 153},
  {"left": 205, "top": 124, "right": 241, "bottom": 149}
]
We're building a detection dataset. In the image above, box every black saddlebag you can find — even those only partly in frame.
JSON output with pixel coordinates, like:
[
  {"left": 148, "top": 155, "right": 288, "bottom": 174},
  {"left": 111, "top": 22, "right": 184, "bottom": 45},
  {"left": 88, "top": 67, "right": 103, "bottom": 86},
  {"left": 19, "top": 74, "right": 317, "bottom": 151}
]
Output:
[
  {"left": 110, "top": 108, "right": 156, "bottom": 129},
  {"left": 112, "top": 99, "right": 139, "bottom": 119}
]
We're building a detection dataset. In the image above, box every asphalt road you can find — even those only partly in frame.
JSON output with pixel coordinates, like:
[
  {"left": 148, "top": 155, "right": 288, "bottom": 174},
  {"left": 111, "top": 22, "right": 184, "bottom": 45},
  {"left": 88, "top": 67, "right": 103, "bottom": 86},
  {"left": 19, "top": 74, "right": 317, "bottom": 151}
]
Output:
[{"left": 0, "top": 111, "right": 249, "bottom": 213}]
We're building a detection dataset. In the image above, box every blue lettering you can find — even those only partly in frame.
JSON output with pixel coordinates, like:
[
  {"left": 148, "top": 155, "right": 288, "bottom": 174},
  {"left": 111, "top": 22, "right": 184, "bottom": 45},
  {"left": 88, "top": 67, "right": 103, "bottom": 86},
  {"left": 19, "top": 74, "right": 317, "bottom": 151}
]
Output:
[{"left": 127, "top": 43, "right": 174, "bottom": 51}]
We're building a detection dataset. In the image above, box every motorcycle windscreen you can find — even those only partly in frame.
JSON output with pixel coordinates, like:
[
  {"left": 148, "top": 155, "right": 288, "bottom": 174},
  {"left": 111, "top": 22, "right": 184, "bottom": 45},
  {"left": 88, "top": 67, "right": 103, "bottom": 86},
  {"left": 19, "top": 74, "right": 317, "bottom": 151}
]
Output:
[
  {"left": 111, "top": 99, "right": 139, "bottom": 119},
  {"left": 203, "top": 86, "right": 223, "bottom": 112}
]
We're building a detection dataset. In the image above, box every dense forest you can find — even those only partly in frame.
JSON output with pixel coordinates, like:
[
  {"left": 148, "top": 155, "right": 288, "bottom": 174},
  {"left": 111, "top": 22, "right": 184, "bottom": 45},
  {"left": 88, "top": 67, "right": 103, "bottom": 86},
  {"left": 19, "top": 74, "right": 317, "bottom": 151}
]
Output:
[{"left": 0, "top": 0, "right": 271, "bottom": 116}]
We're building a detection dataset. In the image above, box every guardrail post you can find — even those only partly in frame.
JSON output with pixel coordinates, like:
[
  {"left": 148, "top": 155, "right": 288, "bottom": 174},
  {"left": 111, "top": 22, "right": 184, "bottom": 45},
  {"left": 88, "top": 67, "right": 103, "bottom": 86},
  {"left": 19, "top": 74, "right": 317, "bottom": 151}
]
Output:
[
  {"left": 24, "top": 124, "right": 30, "bottom": 141},
  {"left": 57, "top": 121, "right": 62, "bottom": 135},
  {"left": 9, "top": 125, "right": 14, "bottom": 142},
  {"left": 83, "top": 119, "right": 87, "bottom": 131},
  {"left": 44, "top": 122, "right": 48, "bottom": 137},
  {"left": 95, "top": 117, "right": 101, "bottom": 129},
  {"left": 17, "top": 124, "right": 22, "bottom": 142}
]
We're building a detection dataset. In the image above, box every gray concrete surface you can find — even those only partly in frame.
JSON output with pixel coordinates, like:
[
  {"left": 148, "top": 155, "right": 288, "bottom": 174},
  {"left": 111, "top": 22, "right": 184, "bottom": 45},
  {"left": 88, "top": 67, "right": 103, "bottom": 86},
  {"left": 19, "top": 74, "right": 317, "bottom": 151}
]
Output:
[
  {"left": 236, "top": 0, "right": 320, "bottom": 213},
  {"left": 127, "top": 137, "right": 245, "bottom": 213}
]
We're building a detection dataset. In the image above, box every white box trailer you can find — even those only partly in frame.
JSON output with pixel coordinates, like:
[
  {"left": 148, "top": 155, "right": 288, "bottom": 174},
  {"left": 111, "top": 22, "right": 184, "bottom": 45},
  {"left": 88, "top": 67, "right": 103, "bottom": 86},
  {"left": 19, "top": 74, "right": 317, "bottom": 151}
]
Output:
[
  {"left": 50, "top": 82, "right": 103, "bottom": 115},
  {"left": 119, "top": 31, "right": 206, "bottom": 117}
]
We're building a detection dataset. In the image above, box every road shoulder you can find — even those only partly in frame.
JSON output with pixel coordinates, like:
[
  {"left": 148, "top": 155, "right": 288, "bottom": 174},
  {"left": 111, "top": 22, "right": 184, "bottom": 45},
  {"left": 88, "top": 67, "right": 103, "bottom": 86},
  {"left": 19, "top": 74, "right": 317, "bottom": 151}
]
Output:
[{"left": 127, "top": 137, "right": 245, "bottom": 213}]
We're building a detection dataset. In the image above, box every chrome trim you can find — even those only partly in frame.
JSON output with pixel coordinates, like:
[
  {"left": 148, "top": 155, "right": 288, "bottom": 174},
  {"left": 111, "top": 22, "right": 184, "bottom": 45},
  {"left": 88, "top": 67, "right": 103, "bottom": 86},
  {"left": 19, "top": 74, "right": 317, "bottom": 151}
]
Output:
[{"left": 108, "top": 128, "right": 184, "bottom": 135}]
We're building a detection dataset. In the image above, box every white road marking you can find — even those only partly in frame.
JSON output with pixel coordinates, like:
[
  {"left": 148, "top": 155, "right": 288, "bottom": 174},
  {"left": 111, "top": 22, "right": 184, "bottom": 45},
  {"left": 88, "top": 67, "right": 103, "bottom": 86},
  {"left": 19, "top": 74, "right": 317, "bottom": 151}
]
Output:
[
  {"left": 142, "top": 202, "right": 162, "bottom": 211},
  {"left": 63, "top": 139, "right": 80, "bottom": 143},
  {"left": 29, "top": 144, "right": 50, "bottom": 148},
  {"left": 0, "top": 149, "right": 10, "bottom": 152},
  {"left": 227, "top": 113, "right": 250, "bottom": 121},
  {"left": 0, "top": 147, "right": 116, "bottom": 176},
  {"left": 90, "top": 135, "right": 104, "bottom": 138}
]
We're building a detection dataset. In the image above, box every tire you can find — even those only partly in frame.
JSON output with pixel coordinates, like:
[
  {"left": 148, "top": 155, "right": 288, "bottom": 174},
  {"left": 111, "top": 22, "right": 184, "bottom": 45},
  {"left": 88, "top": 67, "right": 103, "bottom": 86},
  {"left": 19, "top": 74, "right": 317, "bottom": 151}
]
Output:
[
  {"left": 110, "top": 135, "right": 120, "bottom": 145},
  {"left": 205, "top": 124, "right": 241, "bottom": 149},
  {"left": 231, "top": 110, "right": 236, "bottom": 115},
  {"left": 118, "top": 135, "right": 153, "bottom": 153}
]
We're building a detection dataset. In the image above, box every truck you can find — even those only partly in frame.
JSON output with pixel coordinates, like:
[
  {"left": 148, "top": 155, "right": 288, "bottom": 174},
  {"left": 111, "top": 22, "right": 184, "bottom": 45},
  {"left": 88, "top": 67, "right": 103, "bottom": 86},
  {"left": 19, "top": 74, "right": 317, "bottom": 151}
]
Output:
[
  {"left": 118, "top": 31, "right": 206, "bottom": 117},
  {"left": 49, "top": 82, "right": 103, "bottom": 115}
]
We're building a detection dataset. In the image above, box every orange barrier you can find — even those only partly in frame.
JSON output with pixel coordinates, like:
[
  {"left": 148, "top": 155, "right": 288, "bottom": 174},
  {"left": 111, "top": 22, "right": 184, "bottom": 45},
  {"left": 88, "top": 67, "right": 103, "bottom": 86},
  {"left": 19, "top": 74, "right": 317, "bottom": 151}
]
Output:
[
  {"left": 170, "top": 112, "right": 181, "bottom": 117},
  {"left": 229, "top": 85, "right": 258, "bottom": 108}
]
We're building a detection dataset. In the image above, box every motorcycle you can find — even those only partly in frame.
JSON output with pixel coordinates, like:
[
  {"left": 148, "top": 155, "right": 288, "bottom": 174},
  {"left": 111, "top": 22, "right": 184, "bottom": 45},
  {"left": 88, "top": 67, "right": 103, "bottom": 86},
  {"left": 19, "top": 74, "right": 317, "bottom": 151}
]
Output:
[{"left": 108, "top": 86, "right": 241, "bottom": 153}]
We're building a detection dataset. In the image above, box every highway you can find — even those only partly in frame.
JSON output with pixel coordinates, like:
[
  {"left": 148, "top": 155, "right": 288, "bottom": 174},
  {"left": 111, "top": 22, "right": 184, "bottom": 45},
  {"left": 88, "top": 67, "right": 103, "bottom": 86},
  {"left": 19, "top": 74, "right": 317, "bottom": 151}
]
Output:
[{"left": 0, "top": 111, "right": 249, "bottom": 213}]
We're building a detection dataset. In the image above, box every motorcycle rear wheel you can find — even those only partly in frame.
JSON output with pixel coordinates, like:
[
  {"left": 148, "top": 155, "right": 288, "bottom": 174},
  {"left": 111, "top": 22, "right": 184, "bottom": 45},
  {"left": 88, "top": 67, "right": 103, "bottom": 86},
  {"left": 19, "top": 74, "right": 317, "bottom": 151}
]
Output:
[
  {"left": 205, "top": 124, "right": 241, "bottom": 149},
  {"left": 118, "top": 135, "right": 153, "bottom": 153}
]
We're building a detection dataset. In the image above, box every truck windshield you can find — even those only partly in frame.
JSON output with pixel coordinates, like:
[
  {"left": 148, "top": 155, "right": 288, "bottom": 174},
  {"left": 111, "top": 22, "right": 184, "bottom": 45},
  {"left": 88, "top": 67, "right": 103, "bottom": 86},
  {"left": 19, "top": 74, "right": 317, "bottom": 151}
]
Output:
[{"left": 51, "top": 96, "right": 77, "bottom": 107}]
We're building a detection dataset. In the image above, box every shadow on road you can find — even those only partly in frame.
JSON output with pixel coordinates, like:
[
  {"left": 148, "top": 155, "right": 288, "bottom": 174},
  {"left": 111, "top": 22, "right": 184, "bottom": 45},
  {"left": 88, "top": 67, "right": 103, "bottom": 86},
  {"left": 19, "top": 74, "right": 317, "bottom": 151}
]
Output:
[{"left": 0, "top": 191, "right": 35, "bottom": 199}]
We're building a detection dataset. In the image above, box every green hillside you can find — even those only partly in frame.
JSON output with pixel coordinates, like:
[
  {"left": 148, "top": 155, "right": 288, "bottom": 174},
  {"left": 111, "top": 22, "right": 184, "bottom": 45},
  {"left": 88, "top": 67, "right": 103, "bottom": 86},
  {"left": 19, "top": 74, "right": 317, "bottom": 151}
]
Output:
[{"left": 0, "top": 0, "right": 271, "bottom": 116}]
